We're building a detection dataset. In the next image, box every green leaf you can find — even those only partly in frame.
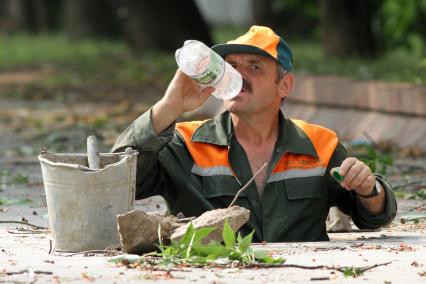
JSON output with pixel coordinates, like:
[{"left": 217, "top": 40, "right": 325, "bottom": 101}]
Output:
[
  {"left": 147, "top": 222, "right": 285, "bottom": 267},
  {"left": 185, "top": 230, "right": 196, "bottom": 258},
  {"left": 238, "top": 230, "right": 254, "bottom": 253},
  {"left": 193, "top": 227, "right": 216, "bottom": 244},
  {"left": 378, "top": 155, "right": 393, "bottom": 165},
  {"left": 163, "top": 246, "right": 178, "bottom": 258},
  {"left": 11, "top": 173, "right": 29, "bottom": 184},
  {"left": 237, "top": 232, "right": 243, "bottom": 244},
  {"left": 263, "top": 255, "right": 285, "bottom": 264},
  {"left": 0, "top": 198, "right": 32, "bottom": 205},
  {"left": 366, "top": 146, "right": 377, "bottom": 159},
  {"left": 228, "top": 250, "right": 242, "bottom": 260},
  {"left": 359, "top": 157, "right": 376, "bottom": 172},
  {"left": 253, "top": 249, "right": 285, "bottom": 264},
  {"left": 188, "top": 255, "right": 209, "bottom": 264},
  {"left": 416, "top": 188, "right": 426, "bottom": 199},
  {"left": 179, "top": 223, "right": 195, "bottom": 248},
  {"left": 253, "top": 249, "right": 268, "bottom": 259},
  {"left": 343, "top": 267, "right": 363, "bottom": 277},
  {"left": 222, "top": 220, "right": 236, "bottom": 248},
  {"left": 193, "top": 241, "right": 230, "bottom": 258}
]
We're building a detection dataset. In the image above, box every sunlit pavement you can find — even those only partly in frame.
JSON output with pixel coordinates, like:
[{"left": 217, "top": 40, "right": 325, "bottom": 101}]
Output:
[{"left": 1, "top": 159, "right": 425, "bottom": 283}]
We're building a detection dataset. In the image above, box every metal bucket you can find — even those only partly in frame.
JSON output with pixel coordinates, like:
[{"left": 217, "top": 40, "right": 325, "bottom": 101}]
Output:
[{"left": 38, "top": 150, "right": 137, "bottom": 252}]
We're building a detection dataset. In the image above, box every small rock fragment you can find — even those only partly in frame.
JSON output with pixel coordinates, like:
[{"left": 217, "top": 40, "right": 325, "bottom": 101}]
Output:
[
  {"left": 326, "top": 207, "right": 352, "bottom": 232},
  {"left": 117, "top": 210, "right": 180, "bottom": 254}
]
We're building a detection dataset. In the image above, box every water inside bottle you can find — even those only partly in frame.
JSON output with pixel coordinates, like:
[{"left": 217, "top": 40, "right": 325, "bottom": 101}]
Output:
[
  {"left": 196, "top": 57, "right": 209, "bottom": 75},
  {"left": 176, "top": 40, "right": 242, "bottom": 100}
]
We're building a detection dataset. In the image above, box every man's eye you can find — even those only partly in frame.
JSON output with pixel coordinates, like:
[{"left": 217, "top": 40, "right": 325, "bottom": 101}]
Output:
[{"left": 251, "top": 65, "right": 260, "bottom": 70}]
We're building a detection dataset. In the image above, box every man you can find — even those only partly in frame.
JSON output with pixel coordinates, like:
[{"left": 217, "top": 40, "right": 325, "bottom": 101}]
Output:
[{"left": 112, "top": 26, "right": 397, "bottom": 242}]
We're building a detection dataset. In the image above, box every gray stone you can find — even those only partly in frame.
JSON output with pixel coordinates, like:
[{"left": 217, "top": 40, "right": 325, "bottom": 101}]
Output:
[
  {"left": 326, "top": 206, "right": 352, "bottom": 232},
  {"left": 171, "top": 206, "right": 250, "bottom": 244},
  {"left": 117, "top": 210, "right": 181, "bottom": 254}
]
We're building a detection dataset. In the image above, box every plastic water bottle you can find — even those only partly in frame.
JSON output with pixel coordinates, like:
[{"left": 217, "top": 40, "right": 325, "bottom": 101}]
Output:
[{"left": 175, "top": 40, "right": 242, "bottom": 100}]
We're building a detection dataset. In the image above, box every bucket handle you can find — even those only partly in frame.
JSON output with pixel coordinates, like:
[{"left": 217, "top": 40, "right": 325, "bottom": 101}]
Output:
[
  {"left": 39, "top": 159, "right": 99, "bottom": 172},
  {"left": 38, "top": 149, "right": 138, "bottom": 172}
]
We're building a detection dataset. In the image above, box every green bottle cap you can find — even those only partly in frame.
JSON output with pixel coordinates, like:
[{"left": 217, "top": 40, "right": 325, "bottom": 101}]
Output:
[{"left": 331, "top": 167, "right": 344, "bottom": 182}]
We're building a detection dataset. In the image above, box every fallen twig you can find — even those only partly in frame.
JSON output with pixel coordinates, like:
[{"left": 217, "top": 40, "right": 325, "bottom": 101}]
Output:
[
  {"left": 363, "top": 131, "right": 378, "bottom": 148},
  {"left": 7, "top": 229, "right": 46, "bottom": 234},
  {"left": 328, "top": 228, "right": 379, "bottom": 233},
  {"left": 0, "top": 220, "right": 48, "bottom": 230},
  {"left": 228, "top": 162, "right": 268, "bottom": 208},
  {"left": 243, "top": 263, "right": 327, "bottom": 269},
  {"left": 310, "top": 277, "right": 330, "bottom": 281},
  {"left": 400, "top": 215, "right": 426, "bottom": 223},
  {"left": 146, "top": 259, "right": 391, "bottom": 273},
  {"left": 48, "top": 238, "right": 54, "bottom": 254},
  {"left": 4, "top": 269, "right": 53, "bottom": 275},
  {"left": 176, "top": 216, "right": 196, "bottom": 222},
  {"left": 236, "top": 261, "right": 392, "bottom": 273},
  {"left": 54, "top": 249, "right": 122, "bottom": 257},
  {"left": 355, "top": 261, "right": 392, "bottom": 273},
  {"left": 312, "top": 246, "right": 351, "bottom": 251}
]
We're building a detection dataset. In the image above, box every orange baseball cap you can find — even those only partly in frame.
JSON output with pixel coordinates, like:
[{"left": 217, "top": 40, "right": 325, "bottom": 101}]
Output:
[{"left": 212, "top": 26, "right": 293, "bottom": 72}]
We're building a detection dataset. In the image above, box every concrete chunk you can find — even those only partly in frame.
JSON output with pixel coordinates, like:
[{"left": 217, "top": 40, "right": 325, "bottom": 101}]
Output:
[
  {"left": 117, "top": 210, "right": 180, "bottom": 254},
  {"left": 326, "top": 207, "right": 352, "bottom": 232}
]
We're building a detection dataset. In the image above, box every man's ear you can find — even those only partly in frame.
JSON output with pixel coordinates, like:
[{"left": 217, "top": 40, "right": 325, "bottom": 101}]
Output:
[{"left": 278, "top": 73, "right": 294, "bottom": 100}]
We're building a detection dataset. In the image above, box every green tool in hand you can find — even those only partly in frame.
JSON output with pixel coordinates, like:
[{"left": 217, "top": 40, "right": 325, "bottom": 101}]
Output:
[{"left": 330, "top": 167, "right": 344, "bottom": 183}]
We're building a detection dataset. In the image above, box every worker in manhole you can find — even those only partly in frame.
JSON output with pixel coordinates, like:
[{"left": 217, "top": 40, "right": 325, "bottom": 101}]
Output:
[{"left": 112, "top": 26, "right": 397, "bottom": 242}]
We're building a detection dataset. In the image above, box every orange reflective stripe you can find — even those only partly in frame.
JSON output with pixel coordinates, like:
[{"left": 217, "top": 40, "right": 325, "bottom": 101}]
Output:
[
  {"left": 272, "top": 153, "right": 324, "bottom": 173},
  {"left": 291, "top": 119, "right": 338, "bottom": 166},
  {"left": 176, "top": 119, "right": 337, "bottom": 180},
  {"left": 271, "top": 119, "right": 338, "bottom": 178},
  {"left": 176, "top": 121, "right": 231, "bottom": 170}
]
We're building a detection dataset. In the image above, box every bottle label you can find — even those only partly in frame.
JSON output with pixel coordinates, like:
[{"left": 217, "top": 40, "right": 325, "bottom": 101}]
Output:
[{"left": 192, "top": 51, "right": 224, "bottom": 85}]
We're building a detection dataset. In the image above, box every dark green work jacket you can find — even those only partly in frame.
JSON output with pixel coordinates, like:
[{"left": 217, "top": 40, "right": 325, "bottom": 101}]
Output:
[{"left": 112, "top": 109, "right": 397, "bottom": 242}]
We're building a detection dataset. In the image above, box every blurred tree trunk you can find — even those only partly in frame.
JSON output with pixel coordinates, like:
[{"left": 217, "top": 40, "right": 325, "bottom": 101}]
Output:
[
  {"left": 63, "top": 0, "right": 120, "bottom": 38},
  {"left": 111, "top": 0, "right": 214, "bottom": 52},
  {"left": 30, "top": 0, "right": 61, "bottom": 32},
  {"left": 0, "top": 0, "right": 8, "bottom": 30},
  {"left": 252, "top": 0, "right": 275, "bottom": 28},
  {"left": 0, "top": 0, "right": 61, "bottom": 33},
  {"left": 0, "top": 0, "right": 27, "bottom": 32},
  {"left": 251, "top": 0, "right": 319, "bottom": 40},
  {"left": 1, "top": 0, "right": 213, "bottom": 53},
  {"left": 319, "top": 0, "right": 378, "bottom": 57}
]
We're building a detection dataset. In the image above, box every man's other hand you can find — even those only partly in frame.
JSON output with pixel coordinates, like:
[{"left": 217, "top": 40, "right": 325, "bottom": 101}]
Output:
[{"left": 335, "top": 157, "right": 376, "bottom": 196}]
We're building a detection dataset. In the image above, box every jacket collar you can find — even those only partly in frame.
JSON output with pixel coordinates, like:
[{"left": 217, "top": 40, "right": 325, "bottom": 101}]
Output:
[
  {"left": 191, "top": 111, "right": 233, "bottom": 146},
  {"left": 191, "top": 111, "right": 318, "bottom": 158}
]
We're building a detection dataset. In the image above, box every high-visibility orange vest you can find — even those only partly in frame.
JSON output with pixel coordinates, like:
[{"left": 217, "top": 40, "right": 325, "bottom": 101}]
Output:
[{"left": 176, "top": 119, "right": 338, "bottom": 181}]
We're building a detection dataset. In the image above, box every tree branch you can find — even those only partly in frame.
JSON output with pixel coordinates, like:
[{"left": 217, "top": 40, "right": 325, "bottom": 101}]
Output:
[
  {"left": 228, "top": 162, "right": 268, "bottom": 208},
  {"left": 0, "top": 220, "right": 48, "bottom": 229}
]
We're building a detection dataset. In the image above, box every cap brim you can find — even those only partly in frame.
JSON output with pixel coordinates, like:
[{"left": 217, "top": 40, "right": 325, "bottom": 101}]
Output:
[{"left": 212, "top": 44, "right": 277, "bottom": 62}]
